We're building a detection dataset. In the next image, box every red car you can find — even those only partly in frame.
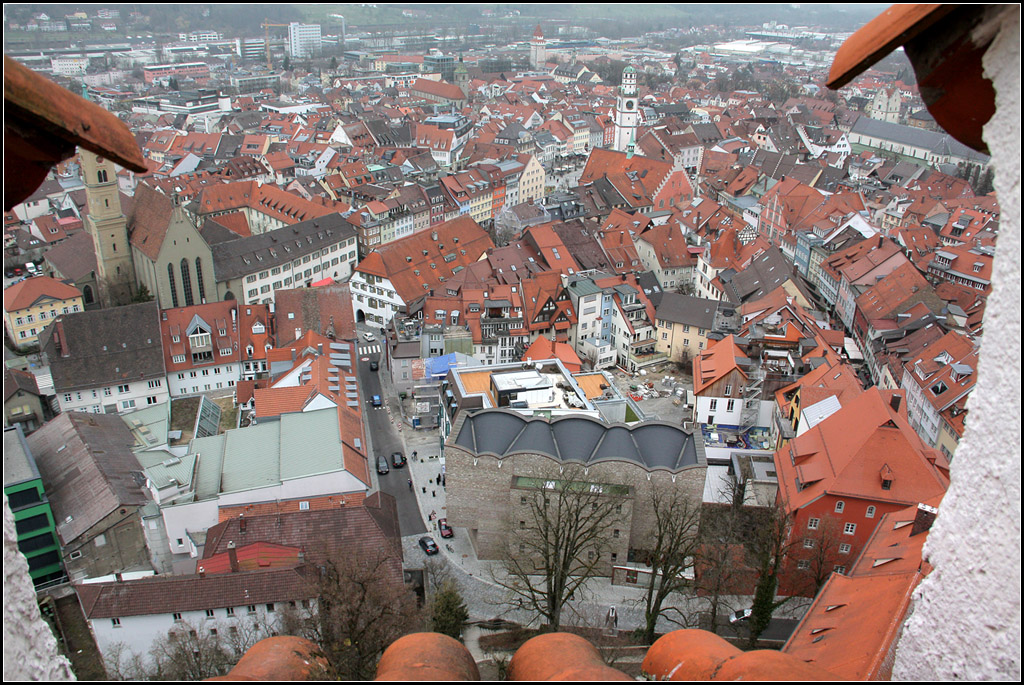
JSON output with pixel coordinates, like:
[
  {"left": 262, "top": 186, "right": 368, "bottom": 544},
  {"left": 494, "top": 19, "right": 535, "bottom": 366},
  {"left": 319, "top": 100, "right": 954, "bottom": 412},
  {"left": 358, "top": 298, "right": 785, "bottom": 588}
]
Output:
[{"left": 438, "top": 518, "right": 453, "bottom": 538}]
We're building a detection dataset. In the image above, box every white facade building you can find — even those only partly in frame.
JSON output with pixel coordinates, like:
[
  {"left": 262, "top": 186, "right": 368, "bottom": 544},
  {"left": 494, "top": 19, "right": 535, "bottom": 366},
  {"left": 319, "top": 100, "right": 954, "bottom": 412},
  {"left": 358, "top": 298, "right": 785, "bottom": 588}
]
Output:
[
  {"left": 288, "top": 22, "right": 322, "bottom": 59},
  {"left": 57, "top": 378, "right": 169, "bottom": 415}
]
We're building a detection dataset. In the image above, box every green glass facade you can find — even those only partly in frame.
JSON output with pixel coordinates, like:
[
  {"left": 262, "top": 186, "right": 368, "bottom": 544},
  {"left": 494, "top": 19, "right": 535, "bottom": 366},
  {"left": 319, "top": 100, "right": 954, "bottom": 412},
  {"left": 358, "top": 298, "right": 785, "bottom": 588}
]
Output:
[{"left": 4, "top": 426, "right": 64, "bottom": 586}]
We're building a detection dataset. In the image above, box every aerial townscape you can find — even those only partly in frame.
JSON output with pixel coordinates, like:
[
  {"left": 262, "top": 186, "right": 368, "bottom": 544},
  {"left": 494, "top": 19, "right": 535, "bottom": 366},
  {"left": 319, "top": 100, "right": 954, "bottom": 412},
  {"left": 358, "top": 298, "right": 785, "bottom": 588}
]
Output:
[{"left": 3, "top": 3, "right": 1020, "bottom": 682}]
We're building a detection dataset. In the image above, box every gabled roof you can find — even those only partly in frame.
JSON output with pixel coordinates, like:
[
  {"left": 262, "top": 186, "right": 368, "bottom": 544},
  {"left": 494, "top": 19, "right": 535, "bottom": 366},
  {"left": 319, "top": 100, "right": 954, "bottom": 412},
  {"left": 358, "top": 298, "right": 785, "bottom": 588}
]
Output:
[
  {"left": 775, "top": 388, "right": 949, "bottom": 514},
  {"left": 522, "top": 335, "right": 582, "bottom": 373},
  {"left": 76, "top": 566, "right": 315, "bottom": 619},
  {"left": 26, "top": 412, "right": 149, "bottom": 545},
  {"left": 42, "top": 301, "right": 165, "bottom": 392},
  {"left": 782, "top": 500, "right": 941, "bottom": 679},
  {"left": 203, "top": 493, "right": 402, "bottom": 568},
  {"left": 3, "top": 275, "right": 82, "bottom": 311},
  {"left": 354, "top": 216, "right": 494, "bottom": 306},
  {"left": 692, "top": 335, "right": 748, "bottom": 395}
]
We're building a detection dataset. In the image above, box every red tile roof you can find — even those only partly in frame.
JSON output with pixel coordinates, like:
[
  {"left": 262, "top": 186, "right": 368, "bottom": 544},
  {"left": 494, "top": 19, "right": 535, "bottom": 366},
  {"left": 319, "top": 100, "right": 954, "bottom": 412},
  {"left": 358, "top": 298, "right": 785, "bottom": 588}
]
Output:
[
  {"left": 4, "top": 275, "right": 82, "bottom": 311},
  {"left": 776, "top": 387, "right": 949, "bottom": 515},
  {"left": 692, "top": 335, "right": 748, "bottom": 395},
  {"left": 355, "top": 216, "right": 494, "bottom": 306}
]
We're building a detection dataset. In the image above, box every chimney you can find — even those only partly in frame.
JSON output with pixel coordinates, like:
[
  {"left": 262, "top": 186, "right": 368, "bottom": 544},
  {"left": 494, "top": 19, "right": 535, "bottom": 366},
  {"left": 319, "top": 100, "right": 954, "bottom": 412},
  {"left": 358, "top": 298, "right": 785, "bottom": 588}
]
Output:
[
  {"left": 115, "top": 572, "right": 123, "bottom": 583},
  {"left": 910, "top": 503, "right": 939, "bottom": 537},
  {"left": 889, "top": 393, "right": 902, "bottom": 413},
  {"left": 228, "top": 541, "right": 240, "bottom": 573},
  {"left": 239, "top": 514, "right": 247, "bottom": 533},
  {"left": 198, "top": 566, "right": 206, "bottom": 578},
  {"left": 317, "top": 343, "right": 323, "bottom": 355},
  {"left": 291, "top": 348, "right": 296, "bottom": 362}
]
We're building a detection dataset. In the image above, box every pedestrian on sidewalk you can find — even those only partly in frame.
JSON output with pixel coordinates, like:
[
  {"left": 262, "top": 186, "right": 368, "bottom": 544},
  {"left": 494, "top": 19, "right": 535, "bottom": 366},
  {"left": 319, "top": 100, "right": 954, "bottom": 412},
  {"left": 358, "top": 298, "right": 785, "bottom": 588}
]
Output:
[{"left": 408, "top": 479, "right": 413, "bottom": 491}]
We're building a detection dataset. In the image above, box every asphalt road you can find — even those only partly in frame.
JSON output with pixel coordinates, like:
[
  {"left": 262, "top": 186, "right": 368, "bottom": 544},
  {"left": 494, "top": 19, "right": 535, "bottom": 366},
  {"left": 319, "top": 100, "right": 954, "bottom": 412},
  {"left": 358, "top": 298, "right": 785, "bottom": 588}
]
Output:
[
  {"left": 719, "top": 616, "right": 800, "bottom": 643},
  {"left": 355, "top": 336, "right": 426, "bottom": 537}
]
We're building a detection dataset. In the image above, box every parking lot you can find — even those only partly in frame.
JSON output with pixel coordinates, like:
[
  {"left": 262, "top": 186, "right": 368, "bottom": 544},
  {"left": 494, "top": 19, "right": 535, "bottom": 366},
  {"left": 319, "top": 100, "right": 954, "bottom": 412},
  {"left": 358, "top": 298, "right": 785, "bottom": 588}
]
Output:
[{"left": 606, "top": 363, "right": 694, "bottom": 425}]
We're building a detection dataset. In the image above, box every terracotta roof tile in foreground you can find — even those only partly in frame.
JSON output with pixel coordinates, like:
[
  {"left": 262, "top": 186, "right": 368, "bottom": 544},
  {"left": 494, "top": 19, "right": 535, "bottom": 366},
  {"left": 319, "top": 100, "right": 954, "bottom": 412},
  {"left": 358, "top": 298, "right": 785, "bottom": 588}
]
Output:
[{"left": 5, "top": 56, "right": 146, "bottom": 208}]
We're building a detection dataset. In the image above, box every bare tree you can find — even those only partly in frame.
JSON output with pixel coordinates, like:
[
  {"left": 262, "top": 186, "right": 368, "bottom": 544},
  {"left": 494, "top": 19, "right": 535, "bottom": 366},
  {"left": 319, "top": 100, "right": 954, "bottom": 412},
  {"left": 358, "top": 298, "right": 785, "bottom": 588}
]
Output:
[
  {"left": 147, "top": 619, "right": 234, "bottom": 680},
  {"left": 292, "top": 550, "right": 423, "bottom": 679},
  {"left": 491, "top": 465, "right": 628, "bottom": 631},
  {"left": 103, "top": 641, "right": 147, "bottom": 681},
  {"left": 693, "top": 474, "right": 752, "bottom": 633},
  {"left": 795, "top": 517, "right": 846, "bottom": 596},
  {"left": 634, "top": 484, "right": 703, "bottom": 643},
  {"left": 693, "top": 504, "right": 747, "bottom": 633},
  {"left": 744, "top": 500, "right": 798, "bottom": 648}
]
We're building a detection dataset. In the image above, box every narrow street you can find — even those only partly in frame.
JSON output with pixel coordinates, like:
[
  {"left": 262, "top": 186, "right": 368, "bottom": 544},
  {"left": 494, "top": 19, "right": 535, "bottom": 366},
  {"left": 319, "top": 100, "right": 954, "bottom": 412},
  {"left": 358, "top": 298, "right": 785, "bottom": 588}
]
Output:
[{"left": 354, "top": 327, "right": 425, "bottom": 537}]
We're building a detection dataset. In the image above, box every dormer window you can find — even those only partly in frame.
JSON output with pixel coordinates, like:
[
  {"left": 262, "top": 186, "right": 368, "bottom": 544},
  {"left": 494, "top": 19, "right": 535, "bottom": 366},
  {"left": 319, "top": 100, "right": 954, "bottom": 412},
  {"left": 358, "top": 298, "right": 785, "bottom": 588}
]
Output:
[{"left": 252, "top": 322, "right": 265, "bottom": 335}]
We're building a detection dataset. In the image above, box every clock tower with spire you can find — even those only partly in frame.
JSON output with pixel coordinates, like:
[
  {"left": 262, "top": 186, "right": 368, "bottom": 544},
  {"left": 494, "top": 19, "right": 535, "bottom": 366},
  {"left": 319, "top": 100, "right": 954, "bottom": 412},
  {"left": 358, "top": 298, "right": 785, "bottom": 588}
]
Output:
[{"left": 613, "top": 65, "right": 640, "bottom": 152}]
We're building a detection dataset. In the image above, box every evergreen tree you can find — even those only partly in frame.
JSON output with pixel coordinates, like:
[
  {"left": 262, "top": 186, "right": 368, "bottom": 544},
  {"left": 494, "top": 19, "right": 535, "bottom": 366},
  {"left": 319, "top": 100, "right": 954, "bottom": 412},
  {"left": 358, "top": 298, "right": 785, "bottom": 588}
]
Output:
[
  {"left": 976, "top": 167, "right": 995, "bottom": 195},
  {"left": 429, "top": 581, "right": 469, "bottom": 641}
]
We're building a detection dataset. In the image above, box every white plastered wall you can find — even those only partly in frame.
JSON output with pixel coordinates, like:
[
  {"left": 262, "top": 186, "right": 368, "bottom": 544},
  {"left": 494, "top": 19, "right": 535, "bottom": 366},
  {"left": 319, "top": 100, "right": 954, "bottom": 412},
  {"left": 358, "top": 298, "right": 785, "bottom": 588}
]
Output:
[{"left": 894, "top": 7, "right": 1021, "bottom": 680}]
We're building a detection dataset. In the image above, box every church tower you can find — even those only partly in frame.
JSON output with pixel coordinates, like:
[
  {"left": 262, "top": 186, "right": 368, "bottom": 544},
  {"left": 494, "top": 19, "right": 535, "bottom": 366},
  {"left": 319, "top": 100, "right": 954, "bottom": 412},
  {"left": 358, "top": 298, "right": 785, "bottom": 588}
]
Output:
[
  {"left": 613, "top": 65, "right": 640, "bottom": 152},
  {"left": 530, "top": 25, "right": 546, "bottom": 71},
  {"left": 454, "top": 55, "right": 470, "bottom": 99},
  {"left": 81, "top": 150, "right": 136, "bottom": 307}
]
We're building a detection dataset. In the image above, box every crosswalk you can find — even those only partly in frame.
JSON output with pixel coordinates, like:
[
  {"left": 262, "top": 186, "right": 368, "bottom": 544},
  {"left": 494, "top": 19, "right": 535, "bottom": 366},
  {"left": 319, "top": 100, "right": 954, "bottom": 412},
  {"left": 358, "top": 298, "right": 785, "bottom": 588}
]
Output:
[{"left": 359, "top": 344, "right": 381, "bottom": 356}]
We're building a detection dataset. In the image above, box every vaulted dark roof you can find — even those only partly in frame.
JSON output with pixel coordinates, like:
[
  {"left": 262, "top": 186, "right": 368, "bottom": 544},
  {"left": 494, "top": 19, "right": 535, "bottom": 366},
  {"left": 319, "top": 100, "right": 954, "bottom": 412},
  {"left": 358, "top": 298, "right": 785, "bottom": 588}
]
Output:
[{"left": 454, "top": 409, "right": 704, "bottom": 472}]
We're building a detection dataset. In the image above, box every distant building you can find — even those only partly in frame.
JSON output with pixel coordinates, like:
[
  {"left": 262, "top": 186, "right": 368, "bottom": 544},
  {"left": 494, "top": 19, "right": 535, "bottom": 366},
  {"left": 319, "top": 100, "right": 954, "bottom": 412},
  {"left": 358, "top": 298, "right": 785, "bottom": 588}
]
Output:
[
  {"left": 530, "top": 25, "right": 547, "bottom": 70},
  {"left": 613, "top": 66, "right": 641, "bottom": 153},
  {"left": 288, "top": 22, "right": 322, "bottom": 59}
]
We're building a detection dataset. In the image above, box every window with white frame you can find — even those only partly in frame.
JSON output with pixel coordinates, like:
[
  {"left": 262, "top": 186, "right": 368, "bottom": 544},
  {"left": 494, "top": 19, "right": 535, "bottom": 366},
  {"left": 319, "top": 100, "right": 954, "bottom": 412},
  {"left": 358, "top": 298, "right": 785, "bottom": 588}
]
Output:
[
  {"left": 844, "top": 523, "right": 856, "bottom": 535},
  {"left": 807, "top": 518, "right": 820, "bottom": 530},
  {"left": 839, "top": 543, "right": 851, "bottom": 554},
  {"left": 835, "top": 501, "right": 845, "bottom": 513},
  {"left": 866, "top": 505, "right": 876, "bottom": 518},
  {"left": 803, "top": 538, "right": 815, "bottom": 549}
]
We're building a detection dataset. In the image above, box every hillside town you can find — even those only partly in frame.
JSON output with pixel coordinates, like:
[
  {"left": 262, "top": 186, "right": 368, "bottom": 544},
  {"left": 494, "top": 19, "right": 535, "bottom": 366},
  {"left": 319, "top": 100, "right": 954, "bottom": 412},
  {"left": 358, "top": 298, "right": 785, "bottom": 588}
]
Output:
[{"left": 3, "top": 4, "right": 1018, "bottom": 682}]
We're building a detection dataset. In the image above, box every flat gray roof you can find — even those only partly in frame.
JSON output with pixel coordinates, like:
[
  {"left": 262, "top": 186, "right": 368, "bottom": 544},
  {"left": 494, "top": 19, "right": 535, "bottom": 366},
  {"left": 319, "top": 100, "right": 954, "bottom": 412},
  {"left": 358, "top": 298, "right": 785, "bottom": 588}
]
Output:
[{"left": 3, "top": 426, "right": 38, "bottom": 485}]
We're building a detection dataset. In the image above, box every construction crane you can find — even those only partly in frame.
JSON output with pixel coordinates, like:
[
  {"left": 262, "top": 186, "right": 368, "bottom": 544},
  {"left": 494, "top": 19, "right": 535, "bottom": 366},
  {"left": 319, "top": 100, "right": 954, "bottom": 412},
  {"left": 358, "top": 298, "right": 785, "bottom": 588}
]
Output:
[{"left": 261, "top": 19, "right": 290, "bottom": 70}]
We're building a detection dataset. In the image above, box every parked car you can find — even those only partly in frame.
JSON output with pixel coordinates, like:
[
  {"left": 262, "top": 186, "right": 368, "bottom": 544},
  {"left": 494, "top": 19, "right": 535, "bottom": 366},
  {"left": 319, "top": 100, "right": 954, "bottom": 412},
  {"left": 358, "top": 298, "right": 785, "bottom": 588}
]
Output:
[
  {"left": 391, "top": 452, "right": 406, "bottom": 468},
  {"left": 363, "top": 332, "right": 375, "bottom": 341},
  {"left": 729, "top": 608, "right": 753, "bottom": 624},
  {"left": 369, "top": 360, "right": 379, "bottom": 372},
  {"left": 372, "top": 395, "right": 382, "bottom": 408},
  {"left": 418, "top": 536, "right": 439, "bottom": 555},
  {"left": 438, "top": 518, "right": 453, "bottom": 539},
  {"left": 376, "top": 455, "right": 389, "bottom": 475}
]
